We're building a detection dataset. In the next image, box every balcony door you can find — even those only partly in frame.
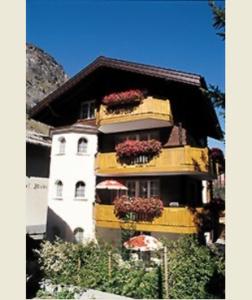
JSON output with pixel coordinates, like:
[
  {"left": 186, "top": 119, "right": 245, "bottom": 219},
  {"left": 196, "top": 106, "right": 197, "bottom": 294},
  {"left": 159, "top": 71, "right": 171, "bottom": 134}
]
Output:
[{"left": 126, "top": 179, "right": 160, "bottom": 198}]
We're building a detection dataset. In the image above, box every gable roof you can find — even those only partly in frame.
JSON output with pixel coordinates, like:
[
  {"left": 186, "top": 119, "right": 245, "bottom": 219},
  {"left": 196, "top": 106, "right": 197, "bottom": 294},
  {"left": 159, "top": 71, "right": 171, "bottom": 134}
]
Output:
[{"left": 30, "top": 56, "right": 207, "bottom": 117}]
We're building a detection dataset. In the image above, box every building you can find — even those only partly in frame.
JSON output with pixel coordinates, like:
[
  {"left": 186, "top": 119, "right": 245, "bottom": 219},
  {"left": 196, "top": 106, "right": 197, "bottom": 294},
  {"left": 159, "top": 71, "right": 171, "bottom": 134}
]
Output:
[
  {"left": 30, "top": 56, "right": 222, "bottom": 244},
  {"left": 26, "top": 118, "right": 51, "bottom": 240}
]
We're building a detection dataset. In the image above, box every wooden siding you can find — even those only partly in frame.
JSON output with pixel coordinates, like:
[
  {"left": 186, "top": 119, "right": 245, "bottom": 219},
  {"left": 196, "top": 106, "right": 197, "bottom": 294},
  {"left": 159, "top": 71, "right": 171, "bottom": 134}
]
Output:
[
  {"left": 96, "top": 97, "right": 173, "bottom": 126},
  {"left": 96, "top": 146, "right": 210, "bottom": 176},
  {"left": 95, "top": 204, "right": 202, "bottom": 234}
]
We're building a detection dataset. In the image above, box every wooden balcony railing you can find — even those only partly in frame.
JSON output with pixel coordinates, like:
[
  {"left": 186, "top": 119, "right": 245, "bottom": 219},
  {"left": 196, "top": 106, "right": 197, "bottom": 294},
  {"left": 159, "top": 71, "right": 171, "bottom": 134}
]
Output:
[
  {"left": 95, "top": 204, "right": 202, "bottom": 234},
  {"left": 96, "top": 146, "right": 212, "bottom": 178},
  {"left": 96, "top": 97, "right": 173, "bottom": 132}
]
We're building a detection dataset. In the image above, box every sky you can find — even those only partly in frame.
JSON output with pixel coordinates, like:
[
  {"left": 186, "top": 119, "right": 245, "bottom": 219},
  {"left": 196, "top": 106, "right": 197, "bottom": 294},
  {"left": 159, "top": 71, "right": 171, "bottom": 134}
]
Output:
[{"left": 27, "top": 0, "right": 225, "bottom": 151}]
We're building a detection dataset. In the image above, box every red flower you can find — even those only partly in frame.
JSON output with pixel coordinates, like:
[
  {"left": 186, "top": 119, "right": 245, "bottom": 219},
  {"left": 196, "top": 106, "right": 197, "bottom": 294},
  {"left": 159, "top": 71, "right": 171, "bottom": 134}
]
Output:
[
  {"left": 113, "top": 196, "right": 164, "bottom": 221},
  {"left": 115, "top": 139, "right": 162, "bottom": 159},
  {"left": 102, "top": 89, "right": 144, "bottom": 107}
]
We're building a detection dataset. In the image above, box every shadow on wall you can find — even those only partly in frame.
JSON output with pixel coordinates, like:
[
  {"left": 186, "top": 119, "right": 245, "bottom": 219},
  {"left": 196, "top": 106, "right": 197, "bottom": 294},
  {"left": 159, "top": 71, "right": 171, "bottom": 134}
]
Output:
[{"left": 46, "top": 207, "right": 75, "bottom": 242}]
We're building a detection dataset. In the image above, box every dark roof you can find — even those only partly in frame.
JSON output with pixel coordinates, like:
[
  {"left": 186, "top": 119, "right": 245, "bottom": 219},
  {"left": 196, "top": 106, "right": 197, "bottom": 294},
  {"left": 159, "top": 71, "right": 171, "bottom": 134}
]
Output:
[{"left": 30, "top": 56, "right": 207, "bottom": 117}]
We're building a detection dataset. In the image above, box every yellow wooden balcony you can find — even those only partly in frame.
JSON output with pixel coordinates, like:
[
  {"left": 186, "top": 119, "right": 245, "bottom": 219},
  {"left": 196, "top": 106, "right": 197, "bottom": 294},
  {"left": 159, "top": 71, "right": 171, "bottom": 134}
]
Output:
[
  {"left": 96, "top": 97, "right": 173, "bottom": 133},
  {"left": 96, "top": 146, "right": 212, "bottom": 178},
  {"left": 95, "top": 204, "right": 202, "bottom": 234}
]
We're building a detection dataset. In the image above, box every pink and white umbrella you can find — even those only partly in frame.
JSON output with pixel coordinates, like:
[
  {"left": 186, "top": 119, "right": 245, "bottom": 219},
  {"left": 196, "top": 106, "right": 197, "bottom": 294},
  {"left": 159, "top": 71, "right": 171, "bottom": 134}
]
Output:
[
  {"left": 123, "top": 235, "right": 163, "bottom": 252},
  {"left": 96, "top": 180, "right": 128, "bottom": 190}
]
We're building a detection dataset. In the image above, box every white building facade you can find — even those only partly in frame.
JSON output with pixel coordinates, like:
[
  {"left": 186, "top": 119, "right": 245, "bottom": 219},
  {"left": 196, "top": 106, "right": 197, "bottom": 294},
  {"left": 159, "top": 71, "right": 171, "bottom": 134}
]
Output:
[{"left": 47, "top": 123, "right": 98, "bottom": 242}]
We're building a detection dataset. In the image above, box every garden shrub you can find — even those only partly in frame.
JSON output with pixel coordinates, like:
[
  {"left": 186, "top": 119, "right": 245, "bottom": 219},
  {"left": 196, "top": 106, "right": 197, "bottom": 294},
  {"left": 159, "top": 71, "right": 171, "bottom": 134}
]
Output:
[
  {"left": 162, "top": 235, "right": 225, "bottom": 299},
  {"left": 36, "top": 236, "right": 224, "bottom": 299}
]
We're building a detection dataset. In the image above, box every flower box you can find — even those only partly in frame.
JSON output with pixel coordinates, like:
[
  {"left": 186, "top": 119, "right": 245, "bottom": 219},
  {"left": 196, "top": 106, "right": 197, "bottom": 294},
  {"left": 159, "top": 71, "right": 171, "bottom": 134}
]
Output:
[
  {"left": 102, "top": 89, "right": 144, "bottom": 107},
  {"left": 113, "top": 195, "right": 164, "bottom": 221},
  {"left": 115, "top": 139, "right": 162, "bottom": 162}
]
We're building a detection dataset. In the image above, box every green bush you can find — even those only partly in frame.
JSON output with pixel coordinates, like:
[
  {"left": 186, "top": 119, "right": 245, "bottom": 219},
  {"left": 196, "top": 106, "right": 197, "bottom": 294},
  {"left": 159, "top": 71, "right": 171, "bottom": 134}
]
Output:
[
  {"left": 36, "top": 236, "right": 224, "bottom": 299},
  {"left": 36, "top": 238, "right": 160, "bottom": 299},
  {"left": 162, "top": 235, "right": 225, "bottom": 299},
  {"left": 103, "top": 262, "right": 160, "bottom": 299}
]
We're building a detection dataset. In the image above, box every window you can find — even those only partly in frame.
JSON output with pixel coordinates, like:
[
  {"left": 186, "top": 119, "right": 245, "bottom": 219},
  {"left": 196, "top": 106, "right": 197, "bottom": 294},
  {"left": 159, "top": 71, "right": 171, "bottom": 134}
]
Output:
[
  {"left": 139, "top": 180, "right": 148, "bottom": 198},
  {"left": 55, "top": 180, "right": 63, "bottom": 198},
  {"left": 75, "top": 181, "right": 86, "bottom": 198},
  {"left": 126, "top": 179, "right": 160, "bottom": 198},
  {"left": 116, "top": 130, "right": 159, "bottom": 145},
  {"left": 74, "top": 227, "right": 84, "bottom": 243},
  {"left": 58, "top": 137, "right": 66, "bottom": 154},
  {"left": 77, "top": 138, "right": 88, "bottom": 153},
  {"left": 80, "top": 100, "right": 95, "bottom": 119},
  {"left": 126, "top": 180, "right": 136, "bottom": 198}
]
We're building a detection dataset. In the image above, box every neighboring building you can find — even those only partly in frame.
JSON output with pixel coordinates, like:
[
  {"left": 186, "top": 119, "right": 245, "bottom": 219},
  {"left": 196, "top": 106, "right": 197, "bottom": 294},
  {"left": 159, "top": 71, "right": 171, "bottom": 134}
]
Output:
[
  {"left": 26, "top": 118, "right": 52, "bottom": 239},
  {"left": 30, "top": 56, "right": 222, "bottom": 244}
]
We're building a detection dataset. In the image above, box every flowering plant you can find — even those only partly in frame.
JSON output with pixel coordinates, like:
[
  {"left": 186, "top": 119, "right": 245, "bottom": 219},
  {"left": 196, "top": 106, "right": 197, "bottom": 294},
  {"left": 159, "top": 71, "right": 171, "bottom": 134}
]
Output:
[
  {"left": 210, "top": 148, "right": 225, "bottom": 172},
  {"left": 102, "top": 89, "right": 144, "bottom": 107},
  {"left": 113, "top": 195, "right": 164, "bottom": 221},
  {"left": 115, "top": 139, "right": 162, "bottom": 159}
]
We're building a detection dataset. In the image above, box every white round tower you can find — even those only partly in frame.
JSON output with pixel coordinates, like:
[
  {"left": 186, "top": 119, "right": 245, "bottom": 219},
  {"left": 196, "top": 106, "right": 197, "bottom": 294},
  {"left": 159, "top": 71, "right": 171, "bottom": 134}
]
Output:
[{"left": 46, "top": 123, "right": 97, "bottom": 242}]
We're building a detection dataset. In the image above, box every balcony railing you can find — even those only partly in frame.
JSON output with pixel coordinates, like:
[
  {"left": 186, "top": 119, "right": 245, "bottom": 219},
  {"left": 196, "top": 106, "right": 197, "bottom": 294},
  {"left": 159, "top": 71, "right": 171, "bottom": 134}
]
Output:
[
  {"left": 95, "top": 204, "right": 202, "bottom": 234},
  {"left": 96, "top": 97, "right": 173, "bottom": 133},
  {"left": 96, "top": 146, "right": 213, "bottom": 178}
]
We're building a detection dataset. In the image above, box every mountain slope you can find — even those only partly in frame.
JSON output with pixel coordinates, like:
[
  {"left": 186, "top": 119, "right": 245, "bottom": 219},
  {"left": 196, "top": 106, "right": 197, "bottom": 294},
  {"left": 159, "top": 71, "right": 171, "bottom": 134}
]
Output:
[{"left": 26, "top": 43, "right": 68, "bottom": 113}]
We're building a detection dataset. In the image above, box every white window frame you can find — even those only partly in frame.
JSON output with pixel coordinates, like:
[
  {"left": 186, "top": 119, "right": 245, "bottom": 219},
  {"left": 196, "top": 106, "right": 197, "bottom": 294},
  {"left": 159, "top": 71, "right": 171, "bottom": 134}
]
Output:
[
  {"left": 58, "top": 137, "right": 66, "bottom": 155},
  {"left": 80, "top": 100, "right": 95, "bottom": 119},
  {"left": 77, "top": 137, "right": 88, "bottom": 154},
  {"left": 74, "top": 227, "right": 84, "bottom": 243},
  {"left": 125, "top": 179, "right": 160, "bottom": 198},
  {"left": 74, "top": 181, "right": 86, "bottom": 199},
  {"left": 55, "top": 180, "right": 63, "bottom": 199}
]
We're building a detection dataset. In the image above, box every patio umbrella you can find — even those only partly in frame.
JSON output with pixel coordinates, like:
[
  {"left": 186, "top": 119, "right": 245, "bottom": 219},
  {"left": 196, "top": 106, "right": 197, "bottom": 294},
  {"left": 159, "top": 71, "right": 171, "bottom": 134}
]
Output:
[
  {"left": 96, "top": 180, "right": 128, "bottom": 190},
  {"left": 123, "top": 234, "right": 163, "bottom": 252}
]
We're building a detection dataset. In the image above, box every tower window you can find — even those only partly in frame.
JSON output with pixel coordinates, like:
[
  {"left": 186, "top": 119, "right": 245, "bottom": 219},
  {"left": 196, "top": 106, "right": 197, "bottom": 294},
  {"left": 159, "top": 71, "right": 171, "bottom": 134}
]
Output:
[
  {"left": 55, "top": 180, "right": 63, "bottom": 198},
  {"left": 58, "top": 137, "right": 66, "bottom": 154},
  {"left": 77, "top": 138, "right": 88, "bottom": 154},
  {"left": 75, "top": 181, "right": 86, "bottom": 198}
]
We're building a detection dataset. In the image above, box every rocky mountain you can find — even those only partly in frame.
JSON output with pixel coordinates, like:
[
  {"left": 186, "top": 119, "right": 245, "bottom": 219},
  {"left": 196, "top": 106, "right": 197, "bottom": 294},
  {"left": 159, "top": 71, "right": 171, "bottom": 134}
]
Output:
[{"left": 26, "top": 43, "right": 68, "bottom": 113}]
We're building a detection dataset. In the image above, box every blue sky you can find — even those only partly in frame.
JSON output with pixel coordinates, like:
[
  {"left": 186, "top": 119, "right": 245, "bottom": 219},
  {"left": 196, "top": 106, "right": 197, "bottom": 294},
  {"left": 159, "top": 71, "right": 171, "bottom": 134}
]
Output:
[{"left": 27, "top": 0, "right": 225, "bottom": 150}]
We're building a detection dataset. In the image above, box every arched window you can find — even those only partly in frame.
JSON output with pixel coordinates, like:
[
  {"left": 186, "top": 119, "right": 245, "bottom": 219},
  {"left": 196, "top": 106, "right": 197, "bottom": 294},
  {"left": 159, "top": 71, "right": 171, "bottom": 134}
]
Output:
[
  {"left": 55, "top": 180, "right": 63, "bottom": 198},
  {"left": 75, "top": 181, "right": 85, "bottom": 198},
  {"left": 77, "top": 138, "right": 88, "bottom": 154},
  {"left": 58, "top": 137, "right": 66, "bottom": 154},
  {"left": 74, "top": 227, "right": 84, "bottom": 243}
]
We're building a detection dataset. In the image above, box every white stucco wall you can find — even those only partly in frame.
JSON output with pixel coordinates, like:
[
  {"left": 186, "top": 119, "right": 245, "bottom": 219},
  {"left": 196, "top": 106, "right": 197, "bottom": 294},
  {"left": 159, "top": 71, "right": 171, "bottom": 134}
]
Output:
[{"left": 47, "top": 130, "right": 97, "bottom": 242}]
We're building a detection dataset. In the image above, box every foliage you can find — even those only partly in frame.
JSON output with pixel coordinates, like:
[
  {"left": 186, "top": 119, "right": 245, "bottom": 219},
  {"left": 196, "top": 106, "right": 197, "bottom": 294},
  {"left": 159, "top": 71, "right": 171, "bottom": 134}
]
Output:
[
  {"left": 104, "top": 263, "right": 160, "bottom": 299},
  {"left": 213, "top": 185, "right": 225, "bottom": 199},
  {"left": 194, "top": 197, "right": 225, "bottom": 232},
  {"left": 36, "top": 280, "right": 85, "bottom": 299},
  {"left": 115, "top": 139, "right": 162, "bottom": 159},
  {"left": 209, "top": 0, "right": 225, "bottom": 40},
  {"left": 36, "top": 237, "right": 224, "bottom": 299},
  {"left": 36, "top": 238, "right": 161, "bottom": 299},
  {"left": 162, "top": 235, "right": 225, "bottom": 299},
  {"left": 36, "top": 238, "right": 115, "bottom": 288},
  {"left": 207, "top": 84, "right": 225, "bottom": 119},
  {"left": 113, "top": 195, "right": 164, "bottom": 221},
  {"left": 102, "top": 89, "right": 144, "bottom": 107},
  {"left": 208, "top": 1, "right": 225, "bottom": 123}
]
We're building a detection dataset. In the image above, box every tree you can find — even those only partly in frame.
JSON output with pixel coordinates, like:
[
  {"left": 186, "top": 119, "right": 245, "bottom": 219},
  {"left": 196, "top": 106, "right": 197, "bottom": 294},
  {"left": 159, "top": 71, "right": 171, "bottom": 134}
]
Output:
[
  {"left": 209, "top": 0, "right": 225, "bottom": 40},
  {"left": 208, "top": 1, "right": 225, "bottom": 119}
]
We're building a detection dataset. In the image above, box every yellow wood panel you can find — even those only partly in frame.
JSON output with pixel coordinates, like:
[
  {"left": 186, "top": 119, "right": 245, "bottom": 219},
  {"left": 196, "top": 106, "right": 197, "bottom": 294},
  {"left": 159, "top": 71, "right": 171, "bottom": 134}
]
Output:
[
  {"left": 95, "top": 204, "right": 202, "bottom": 234},
  {"left": 96, "top": 146, "right": 209, "bottom": 175},
  {"left": 97, "top": 97, "right": 173, "bottom": 125},
  {"left": 96, "top": 220, "right": 197, "bottom": 234}
]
